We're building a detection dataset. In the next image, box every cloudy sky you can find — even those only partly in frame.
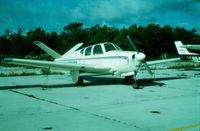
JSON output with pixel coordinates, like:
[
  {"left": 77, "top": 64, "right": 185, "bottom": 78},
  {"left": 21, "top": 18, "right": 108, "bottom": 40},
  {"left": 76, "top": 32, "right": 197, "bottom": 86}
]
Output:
[{"left": 0, "top": 0, "right": 200, "bottom": 35}]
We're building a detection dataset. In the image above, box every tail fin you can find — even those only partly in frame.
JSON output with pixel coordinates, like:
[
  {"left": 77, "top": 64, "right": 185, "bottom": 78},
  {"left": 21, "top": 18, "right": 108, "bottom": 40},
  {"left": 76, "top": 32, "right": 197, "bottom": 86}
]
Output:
[
  {"left": 62, "top": 42, "right": 84, "bottom": 57},
  {"left": 34, "top": 41, "right": 61, "bottom": 59},
  {"left": 174, "top": 41, "right": 192, "bottom": 55}
]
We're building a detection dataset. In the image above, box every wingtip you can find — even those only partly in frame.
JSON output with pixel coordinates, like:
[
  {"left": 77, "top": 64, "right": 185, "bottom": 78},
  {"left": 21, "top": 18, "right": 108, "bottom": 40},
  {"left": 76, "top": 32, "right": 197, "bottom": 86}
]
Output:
[{"left": 1, "top": 58, "right": 13, "bottom": 63}]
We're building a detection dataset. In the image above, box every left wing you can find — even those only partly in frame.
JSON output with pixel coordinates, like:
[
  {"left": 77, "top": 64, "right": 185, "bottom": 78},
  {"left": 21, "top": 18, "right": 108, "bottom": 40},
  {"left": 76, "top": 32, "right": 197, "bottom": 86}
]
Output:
[
  {"left": 1, "top": 58, "right": 111, "bottom": 73},
  {"left": 147, "top": 58, "right": 180, "bottom": 66}
]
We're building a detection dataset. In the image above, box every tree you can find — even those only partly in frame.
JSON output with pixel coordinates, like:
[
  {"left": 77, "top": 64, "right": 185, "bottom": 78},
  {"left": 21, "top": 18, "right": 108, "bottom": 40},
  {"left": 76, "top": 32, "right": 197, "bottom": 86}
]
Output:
[
  {"left": 63, "top": 22, "right": 83, "bottom": 33},
  {"left": 0, "top": 22, "right": 199, "bottom": 59}
]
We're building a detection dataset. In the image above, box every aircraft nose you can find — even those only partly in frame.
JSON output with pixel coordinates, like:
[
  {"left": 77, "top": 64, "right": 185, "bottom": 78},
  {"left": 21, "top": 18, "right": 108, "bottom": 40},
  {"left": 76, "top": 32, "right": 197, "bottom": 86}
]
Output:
[{"left": 135, "top": 53, "right": 146, "bottom": 61}]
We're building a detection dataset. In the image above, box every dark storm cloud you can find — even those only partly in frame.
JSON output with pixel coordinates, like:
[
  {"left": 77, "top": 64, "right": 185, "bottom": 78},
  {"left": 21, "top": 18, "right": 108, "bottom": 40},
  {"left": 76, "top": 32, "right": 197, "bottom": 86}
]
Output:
[
  {"left": 0, "top": 0, "right": 199, "bottom": 35},
  {"left": 70, "top": 0, "right": 200, "bottom": 28},
  {"left": 155, "top": 0, "right": 200, "bottom": 17}
]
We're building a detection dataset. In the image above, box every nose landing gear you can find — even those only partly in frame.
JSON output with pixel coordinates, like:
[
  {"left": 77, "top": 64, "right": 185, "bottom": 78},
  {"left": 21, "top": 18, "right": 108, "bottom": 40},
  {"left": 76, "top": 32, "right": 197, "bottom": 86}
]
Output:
[
  {"left": 132, "top": 81, "right": 140, "bottom": 89},
  {"left": 124, "top": 75, "right": 140, "bottom": 89}
]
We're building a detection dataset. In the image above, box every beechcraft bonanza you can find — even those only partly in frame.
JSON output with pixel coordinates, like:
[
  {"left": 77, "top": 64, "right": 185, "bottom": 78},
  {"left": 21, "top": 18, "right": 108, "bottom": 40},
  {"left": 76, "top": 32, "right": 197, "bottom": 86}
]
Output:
[
  {"left": 2, "top": 36, "right": 180, "bottom": 89},
  {"left": 174, "top": 41, "right": 200, "bottom": 63}
]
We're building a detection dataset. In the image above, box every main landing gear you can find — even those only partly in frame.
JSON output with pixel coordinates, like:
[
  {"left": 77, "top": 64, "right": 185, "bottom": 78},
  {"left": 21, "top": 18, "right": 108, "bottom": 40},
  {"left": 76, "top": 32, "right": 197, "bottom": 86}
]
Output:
[
  {"left": 75, "top": 77, "right": 84, "bottom": 86},
  {"left": 124, "top": 76, "right": 140, "bottom": 89}
]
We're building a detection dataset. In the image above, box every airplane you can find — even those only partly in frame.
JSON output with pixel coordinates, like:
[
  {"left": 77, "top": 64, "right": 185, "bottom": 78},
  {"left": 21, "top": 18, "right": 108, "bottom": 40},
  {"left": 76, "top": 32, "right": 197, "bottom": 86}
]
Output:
[
  {"left": 2, "top": 36, "right": 180, "bottom": 89},
  {"left": 174, "top": 41, "right": 200, "bottom": 62},
  {"left": 180, "top": 44, "right": 200, "bottom": 50}
]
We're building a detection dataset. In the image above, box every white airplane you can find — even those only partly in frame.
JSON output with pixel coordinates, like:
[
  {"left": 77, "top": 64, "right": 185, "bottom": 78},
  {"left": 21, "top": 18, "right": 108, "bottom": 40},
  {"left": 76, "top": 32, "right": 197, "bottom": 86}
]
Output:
[
  {"left": 2, "top": 36, "right": 180, "bottom": 89},
  {"left": 174, "top": 41, "right": 200, "bottom": 62}
]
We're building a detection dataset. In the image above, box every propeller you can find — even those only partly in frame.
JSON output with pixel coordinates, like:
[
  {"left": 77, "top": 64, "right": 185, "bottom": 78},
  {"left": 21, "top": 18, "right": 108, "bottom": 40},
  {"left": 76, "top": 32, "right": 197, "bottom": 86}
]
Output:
[
  {"left": 127, "top": 36, "right": 153, "bottom": 75},
  {"left": 127, "top": 35, "right": 139, "bottom": 53}
]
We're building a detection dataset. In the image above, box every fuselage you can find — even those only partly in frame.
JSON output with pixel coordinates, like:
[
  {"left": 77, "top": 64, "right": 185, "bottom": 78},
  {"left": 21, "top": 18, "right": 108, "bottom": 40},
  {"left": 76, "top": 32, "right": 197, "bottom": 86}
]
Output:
[{"left": 55, "top": 42, "right": 144, "bottom": 75}]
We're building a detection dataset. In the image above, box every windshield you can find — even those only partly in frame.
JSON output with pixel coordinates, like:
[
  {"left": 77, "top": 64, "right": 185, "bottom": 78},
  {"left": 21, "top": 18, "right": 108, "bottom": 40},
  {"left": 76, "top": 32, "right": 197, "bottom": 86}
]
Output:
[{"left": 104, "top": 43, "right": 116, "bottom": 52}]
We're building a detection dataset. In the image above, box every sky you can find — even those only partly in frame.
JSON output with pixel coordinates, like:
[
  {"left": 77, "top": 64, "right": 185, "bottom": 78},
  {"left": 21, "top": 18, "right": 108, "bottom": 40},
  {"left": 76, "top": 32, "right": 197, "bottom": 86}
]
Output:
[{"left": 0, "top": 0, "right": 200, "bottom": 35}]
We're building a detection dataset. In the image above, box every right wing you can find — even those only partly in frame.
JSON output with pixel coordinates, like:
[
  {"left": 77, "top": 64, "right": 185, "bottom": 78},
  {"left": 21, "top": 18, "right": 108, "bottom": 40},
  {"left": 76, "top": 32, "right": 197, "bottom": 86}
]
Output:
[{"left": 1, "top": 58, "right": 111, "bottom": 73}]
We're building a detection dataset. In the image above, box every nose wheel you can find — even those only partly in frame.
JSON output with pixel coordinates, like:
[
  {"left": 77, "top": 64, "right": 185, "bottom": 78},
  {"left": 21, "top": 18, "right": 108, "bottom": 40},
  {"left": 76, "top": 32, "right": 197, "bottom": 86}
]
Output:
[
  {"left": 132, "top": 81, "right": 140, "bottom": 89},
  {"left": 124, "top": 75, "right": 140, "bottom": 89}
]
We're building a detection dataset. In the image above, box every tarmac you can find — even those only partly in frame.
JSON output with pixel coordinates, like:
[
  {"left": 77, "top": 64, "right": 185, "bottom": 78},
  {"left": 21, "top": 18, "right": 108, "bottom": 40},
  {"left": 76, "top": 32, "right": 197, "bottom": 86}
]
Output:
[{"left": 0, "top": 66, "right": 200, "bottom": 131}]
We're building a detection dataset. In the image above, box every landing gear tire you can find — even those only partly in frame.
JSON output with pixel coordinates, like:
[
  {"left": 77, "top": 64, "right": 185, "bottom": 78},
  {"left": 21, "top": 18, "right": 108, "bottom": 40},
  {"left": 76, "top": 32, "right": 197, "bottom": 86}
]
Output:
[
  {"left": 132, "top": 81, "right": 140, "bottom": 89},
  {"left": 75, "top": 77, "right": 84, "bottom": 86}
]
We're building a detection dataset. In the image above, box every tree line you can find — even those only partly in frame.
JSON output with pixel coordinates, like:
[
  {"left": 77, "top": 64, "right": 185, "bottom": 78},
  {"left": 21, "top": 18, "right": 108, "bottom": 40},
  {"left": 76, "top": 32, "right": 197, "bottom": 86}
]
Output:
[{"left": 0, "top": 22, "right": 199, "bottom": 60}]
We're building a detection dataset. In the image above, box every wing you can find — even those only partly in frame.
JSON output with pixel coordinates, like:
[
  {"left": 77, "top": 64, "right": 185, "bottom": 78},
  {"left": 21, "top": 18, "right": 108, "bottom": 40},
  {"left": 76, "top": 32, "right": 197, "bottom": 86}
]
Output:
[
  {"left": 2, "top": 58, "right": 111, "bottom": 73},
  {"left": 147, "top": 58, "right": 180, "bottom": 65}
]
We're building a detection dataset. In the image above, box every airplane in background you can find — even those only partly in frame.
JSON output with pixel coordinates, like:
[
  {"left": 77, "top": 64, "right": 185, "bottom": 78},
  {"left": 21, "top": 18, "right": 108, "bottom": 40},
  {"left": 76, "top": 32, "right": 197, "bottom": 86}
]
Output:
[
  {"left": 2, "top": 36, "right": 180, "bottom": 89},
  {"left": 174, "top": 41, "right": 200, "bottom": 63},
  {"left": 180, "top": 44, "right": 200, "bottom": 50}
]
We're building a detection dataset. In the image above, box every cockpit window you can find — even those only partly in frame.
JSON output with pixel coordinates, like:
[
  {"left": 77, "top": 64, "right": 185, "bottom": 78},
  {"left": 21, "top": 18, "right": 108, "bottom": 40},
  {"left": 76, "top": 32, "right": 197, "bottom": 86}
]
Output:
[
  {"left": 85, "top": 46, "right": 92, "bottom": 56},
  {"left": 104, "top": 43, "right": 116, "bottom": 52},
  {"left": 93, "top": 45, "right": 103, "bottom": 55}
]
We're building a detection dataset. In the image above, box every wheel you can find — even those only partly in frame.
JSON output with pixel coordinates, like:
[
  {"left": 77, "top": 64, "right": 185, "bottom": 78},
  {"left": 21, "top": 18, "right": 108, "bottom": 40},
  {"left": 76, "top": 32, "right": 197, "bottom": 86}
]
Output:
[
  {"left": 75, "top": 77, "right": 84, "bottom": 86},
  {"left": 132, "top": 82, "right": 140, "bottom": 89}
]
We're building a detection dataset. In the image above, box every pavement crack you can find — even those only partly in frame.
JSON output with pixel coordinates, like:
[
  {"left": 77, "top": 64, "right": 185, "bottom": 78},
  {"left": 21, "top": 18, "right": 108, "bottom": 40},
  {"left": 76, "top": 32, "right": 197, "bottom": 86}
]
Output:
[
  {"left": 9, "top": 89, "right": 150, "bottom": 131},
  {"left": 9, "top": 89, "right": 81, "bottom": 111},
  {"left": 89, "top": 112, "right": 150, "bottom": 131}
]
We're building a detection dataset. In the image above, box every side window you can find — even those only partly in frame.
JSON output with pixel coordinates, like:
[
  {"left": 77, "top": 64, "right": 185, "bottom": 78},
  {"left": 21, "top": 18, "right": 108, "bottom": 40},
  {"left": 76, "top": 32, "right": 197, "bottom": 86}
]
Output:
[
  {"left": 85, "top": 46, "right": 92, "bottom": 56},
  {"left": 80, "top": 49, "right": 84, "bottom": 54},
  {"left": 93, "top": 45, "right": 103, "bottom": 55},
  {"left": 104, "top": 44, "right": 116, "bottom": 52}
]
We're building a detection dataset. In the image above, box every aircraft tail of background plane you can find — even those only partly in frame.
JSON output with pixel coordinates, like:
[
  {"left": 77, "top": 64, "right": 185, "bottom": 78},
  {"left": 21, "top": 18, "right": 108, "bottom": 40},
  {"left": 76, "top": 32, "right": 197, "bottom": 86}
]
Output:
[
  {"left": 174, "top": 41, "right": 193, "bottom": 55},
  {"left": 174, "top": 41, "right": 200, "bottom": 62}
]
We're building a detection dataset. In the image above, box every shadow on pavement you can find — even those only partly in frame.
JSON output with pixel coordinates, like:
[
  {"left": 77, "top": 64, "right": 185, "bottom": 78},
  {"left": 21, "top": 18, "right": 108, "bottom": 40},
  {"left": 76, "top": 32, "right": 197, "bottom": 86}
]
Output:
[
  {"left": 0, "top": 84, "right": 75, "bottom": 90},
  {"left": 83, "top": 75, "right": 187, "bottom": 88},
  {"left": 0, "top": 75, "right": 187, "bottom": 90}
]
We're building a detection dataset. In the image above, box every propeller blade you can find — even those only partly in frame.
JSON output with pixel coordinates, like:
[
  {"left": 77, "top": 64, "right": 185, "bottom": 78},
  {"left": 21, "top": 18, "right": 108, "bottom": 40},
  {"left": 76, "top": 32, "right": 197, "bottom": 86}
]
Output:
[
  {"left": 127, "top": 35, "right": 139, "bottom": 53},
  {"left": 143, "top": 62, "right": 153, "bottom": 75}
]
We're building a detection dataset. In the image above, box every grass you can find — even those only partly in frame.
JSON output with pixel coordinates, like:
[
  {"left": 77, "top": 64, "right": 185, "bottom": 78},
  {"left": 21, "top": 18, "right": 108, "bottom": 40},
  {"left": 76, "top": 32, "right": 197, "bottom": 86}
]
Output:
[
  {"left": 0, "top": 72, "right": 37, "bottom": 77},
  {"left": 0, "top": 69, "right": 64, "bottom": 77},
  {"left": 177, "top": 73, "right": 188, "bottom": 77},
  {"left": 167, "top": 63, "right": 200, "bottom": 69},
  {"left": 40, "top": 69, "right": 64, "bottom": 75}
]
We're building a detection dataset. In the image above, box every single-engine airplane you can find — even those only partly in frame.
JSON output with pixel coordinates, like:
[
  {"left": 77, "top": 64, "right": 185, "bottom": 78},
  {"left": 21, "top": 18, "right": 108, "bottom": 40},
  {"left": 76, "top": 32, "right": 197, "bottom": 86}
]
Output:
[
  {"left": 174, "top": 41, "right": 200, "bottom": 63},
  {"left": 2, "top": 36, "right": 180, "bottom": 89}
]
